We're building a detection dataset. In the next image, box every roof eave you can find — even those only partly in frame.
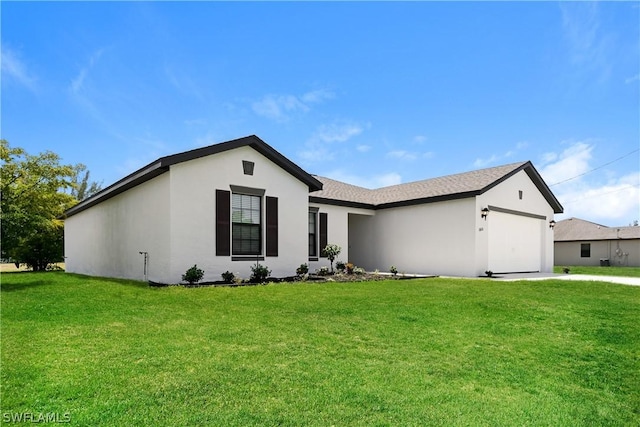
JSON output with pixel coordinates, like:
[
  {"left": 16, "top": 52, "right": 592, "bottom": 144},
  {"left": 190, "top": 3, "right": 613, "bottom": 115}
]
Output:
[
  {"left": 63, "top": 135, "right": 322, "bottom": 218},
  {"left": 479, "top": 161, "right": 564, "bottom": 214}
]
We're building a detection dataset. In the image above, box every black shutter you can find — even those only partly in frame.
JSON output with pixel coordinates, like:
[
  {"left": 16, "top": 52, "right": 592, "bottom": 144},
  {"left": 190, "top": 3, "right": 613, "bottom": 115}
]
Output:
[
  {"left": 216, "top": 190, "right": 230, "bottom": 256},
  {"left": 266, "top": 196, "right": 278, "bottom": 257},
  {"left": 319, "top": 212, "right": 328, "bottom": 257}
]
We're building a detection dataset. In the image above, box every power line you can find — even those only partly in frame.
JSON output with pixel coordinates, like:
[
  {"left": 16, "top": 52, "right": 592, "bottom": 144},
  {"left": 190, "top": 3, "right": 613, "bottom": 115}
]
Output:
[{"left": 549, "top": 148, "right": 639, "bottom": 186}]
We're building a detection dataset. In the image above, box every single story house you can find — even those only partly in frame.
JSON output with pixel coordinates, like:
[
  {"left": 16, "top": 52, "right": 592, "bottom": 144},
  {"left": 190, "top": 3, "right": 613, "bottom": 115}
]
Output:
[
  {"left": 554, "top": 217, "right": 640, "bottom": 267},
  {"left": 64, "top": 135, "right": 563, "bottom": 283}
]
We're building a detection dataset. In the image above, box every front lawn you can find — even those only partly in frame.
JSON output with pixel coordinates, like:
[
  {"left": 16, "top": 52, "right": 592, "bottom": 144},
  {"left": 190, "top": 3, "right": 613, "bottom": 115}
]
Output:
[
  {"left": 2, "top": 273, "right": 639, "bottom": 426},
  {"left": 554, "top": 265, "right": 640, "bottom": 277}
]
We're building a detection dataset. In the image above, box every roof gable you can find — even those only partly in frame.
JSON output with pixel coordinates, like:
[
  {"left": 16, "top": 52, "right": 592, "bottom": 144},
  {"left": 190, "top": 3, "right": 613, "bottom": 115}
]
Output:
[
  {"left": 64, "top": 135, "right": 322, "bottom": 218},
  {"left": 311, "top": 161, "right": 563, "bottom": 212}
]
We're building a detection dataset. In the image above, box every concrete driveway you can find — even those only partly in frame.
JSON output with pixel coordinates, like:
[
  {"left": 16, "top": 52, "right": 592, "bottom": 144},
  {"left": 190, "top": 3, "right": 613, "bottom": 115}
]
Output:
[{"left": 494, "top": 272, "right": 640, "bottom": 286}]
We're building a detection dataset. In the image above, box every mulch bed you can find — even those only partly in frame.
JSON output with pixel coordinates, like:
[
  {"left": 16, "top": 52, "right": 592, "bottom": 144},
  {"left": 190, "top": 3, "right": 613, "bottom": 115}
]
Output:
[{"left": 150, "top": 273, "right": 435, "bottom": 288}]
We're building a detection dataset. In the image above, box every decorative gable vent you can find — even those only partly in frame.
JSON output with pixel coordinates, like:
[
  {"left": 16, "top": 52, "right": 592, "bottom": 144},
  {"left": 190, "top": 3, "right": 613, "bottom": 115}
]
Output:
[{"left": 242, "top": 160, "right": 255, "bottom": 175}]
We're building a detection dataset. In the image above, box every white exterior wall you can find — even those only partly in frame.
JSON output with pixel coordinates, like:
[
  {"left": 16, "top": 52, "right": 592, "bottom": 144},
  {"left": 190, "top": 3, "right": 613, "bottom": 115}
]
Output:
[
  {"left": 307, "top": 203, "right": 374, "bottom": 273},
  {"left": 555, "top": 240, "right": 640, "bottom": 267},
  {"left": 168, "top": 146, "right": 309, "bottom": 283},
  {"left": 64, "top": 173, "right": 171, "bottom": 282},
  {"left": 367, "top": 198, "right": 477, "bottom": 276},
  {"left": 477, "top": 170, "right": 555, "bottom": 274}
]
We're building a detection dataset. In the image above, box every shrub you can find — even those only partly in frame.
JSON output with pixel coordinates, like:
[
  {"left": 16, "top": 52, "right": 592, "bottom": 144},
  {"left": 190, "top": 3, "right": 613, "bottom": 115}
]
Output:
[
  {"left": 221, "top": 271, "right": 235, "bottom": 284},
  {"left": 250, "top": 263, "right": 271, "bottom": 283},
  {"left": 322, "top": 244, "right": 341, "bottom": 272},
  {"left": 316, "top": 266, "right": 330, "bottom": 276},
  {"left": 390, "top": 265, "right": 398, "bottom": 276},
  {"left": 182, "top": 265, "right": 204, "bottom": 285},
  {"left": 296, "top": 263, "right": 309, "bottom": 276},
  {"left": 345, "top": 262, "right": 354, "bottom": 274},
  {"left": 336, "top": 261, "right": 346, "bottom": 273},
  {"left": 562, "top": 267, "right": 570, "bottom": 274},
  {"left": 354, "top": 266, "right": 365, "bottom": 275}
]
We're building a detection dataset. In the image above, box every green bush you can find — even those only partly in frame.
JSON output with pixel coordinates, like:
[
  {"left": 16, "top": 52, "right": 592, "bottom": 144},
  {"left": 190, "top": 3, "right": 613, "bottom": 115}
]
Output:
[
  {"left": 296, "top": 263, "right": 309, "bottom": 276},
  {"left": 182, "top": 265, "right": 204, "bottom": 285},
  {"left": 316, "top": 266, "right": 330, "bottom": 276},
  {"left": 336, "top": 261, "right": 346, "bottom": 273},
  {"left": 250, "top": 264, "right": 271, "bottom": 283},
  {"left": 221, "top": 271, "right": 235, "bottom": 283}
]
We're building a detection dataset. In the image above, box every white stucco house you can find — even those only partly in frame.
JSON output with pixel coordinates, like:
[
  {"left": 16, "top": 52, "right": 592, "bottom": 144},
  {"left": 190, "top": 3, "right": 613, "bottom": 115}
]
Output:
[
  {"left": 554, "top": 217, "right": 640, "bottom": 267},
  {"left": 64, "top": 135, "right": 563, "bottom": 283}
]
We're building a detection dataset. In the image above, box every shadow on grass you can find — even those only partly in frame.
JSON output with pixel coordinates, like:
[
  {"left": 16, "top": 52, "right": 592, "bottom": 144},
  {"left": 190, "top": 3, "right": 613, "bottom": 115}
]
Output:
[
  {"left": 1, "top": 271, "right": 149, "bottom": 292},
  {"left": 0, "top": 271, "right": 57, "bottom": 292}
]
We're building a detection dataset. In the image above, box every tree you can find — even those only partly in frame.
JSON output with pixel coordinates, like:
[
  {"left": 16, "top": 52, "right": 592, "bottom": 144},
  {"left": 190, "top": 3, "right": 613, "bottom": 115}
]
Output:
[
  {"left": 1, "top": 140, "right": 78, "bottom": 270},
  {"left": 70, "top": 164, "right": 102, "bottom": 201}
]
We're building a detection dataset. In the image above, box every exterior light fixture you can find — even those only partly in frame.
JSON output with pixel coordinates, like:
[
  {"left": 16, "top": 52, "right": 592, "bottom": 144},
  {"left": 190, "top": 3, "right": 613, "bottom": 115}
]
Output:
[
  {"left": 481, "top": 207, "right": 489, "bottom": 220},
  {"left": 549, "top": 220, "right": 556, "bottom": 229}
]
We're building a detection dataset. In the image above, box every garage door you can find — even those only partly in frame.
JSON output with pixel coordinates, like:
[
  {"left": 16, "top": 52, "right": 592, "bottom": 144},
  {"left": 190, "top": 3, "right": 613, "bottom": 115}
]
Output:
[{"left": 488, "top": 210, "right": 542, "bottom": 273}]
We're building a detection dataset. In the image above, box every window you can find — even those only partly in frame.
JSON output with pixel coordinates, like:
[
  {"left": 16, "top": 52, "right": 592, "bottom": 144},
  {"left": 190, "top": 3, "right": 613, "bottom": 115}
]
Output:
[
  {"left": 519, "top": 190, "right": 523, "bottom": 200},
  {"left": 216, "top": 187, "right": 277, "bottom": 259},
  {"left": 309, "top": 211, "right": 318, "bottom": 257},
  {"left": 232, "top": 193, "right": 261, "bottom": 255},
  {"left": 581, "top": 243, "right": 591, "bottom": 258}
]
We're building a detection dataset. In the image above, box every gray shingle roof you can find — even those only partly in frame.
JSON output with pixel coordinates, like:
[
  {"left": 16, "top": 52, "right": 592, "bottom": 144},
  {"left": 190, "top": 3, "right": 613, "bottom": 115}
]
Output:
[
  {"left": 554, "top": 217, "right": 640, "bottom": 241},
  {"left": 310, "top": 161, "right": 563, "bottom": 212}
]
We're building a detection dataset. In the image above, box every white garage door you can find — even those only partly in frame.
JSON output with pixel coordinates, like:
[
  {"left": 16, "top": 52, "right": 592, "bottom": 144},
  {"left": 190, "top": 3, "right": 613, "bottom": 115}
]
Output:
[{"left": 488, "top": 210, "right": 542, "bottom": 273}]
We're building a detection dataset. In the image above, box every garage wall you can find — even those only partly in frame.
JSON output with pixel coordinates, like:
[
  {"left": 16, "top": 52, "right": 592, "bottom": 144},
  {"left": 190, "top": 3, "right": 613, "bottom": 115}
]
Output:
[
  {"left": 64, "top": 173, "right": 171, "bottom": 282},
  {"left": 478, "top": 170, "right": 555, "bottom": 274},
  {"left": 364, "top": 198, "right": 477, "bottom": 276}
]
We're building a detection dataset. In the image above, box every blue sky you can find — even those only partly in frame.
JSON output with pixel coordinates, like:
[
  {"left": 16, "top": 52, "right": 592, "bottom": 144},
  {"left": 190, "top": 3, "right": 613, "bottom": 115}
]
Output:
[{"left": 2, "top": 1, "right": 638, "bottom": 226}]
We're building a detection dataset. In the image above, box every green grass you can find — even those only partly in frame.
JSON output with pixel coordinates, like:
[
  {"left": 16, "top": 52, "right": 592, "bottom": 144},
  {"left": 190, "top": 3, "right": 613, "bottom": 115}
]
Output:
[
  {"left": 554, "top": 265, "right": 640, "bottom": 277},
  {"left": 2, "top": 272, "right": 639, "bottom": 426}
]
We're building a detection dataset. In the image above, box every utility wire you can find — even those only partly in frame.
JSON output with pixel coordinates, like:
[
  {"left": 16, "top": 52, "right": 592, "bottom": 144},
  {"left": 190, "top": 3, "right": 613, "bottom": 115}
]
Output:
[{"left": 549, "top": 148, "right": 639, "bottom": 186}]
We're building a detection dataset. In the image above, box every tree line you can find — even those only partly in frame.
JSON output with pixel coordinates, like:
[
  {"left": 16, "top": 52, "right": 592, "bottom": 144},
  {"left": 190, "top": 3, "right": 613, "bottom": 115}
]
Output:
[{"left": 1, "top": 140, "right": 102, "bottom": 270}]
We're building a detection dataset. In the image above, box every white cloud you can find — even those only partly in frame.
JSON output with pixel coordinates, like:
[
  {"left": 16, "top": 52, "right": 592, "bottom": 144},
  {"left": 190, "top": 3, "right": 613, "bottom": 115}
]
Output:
[
  {"left": 473, "top": 155, "right": 500, "bottom": 168},
  {"left": 70, "top": 48, "right": 104, "bottom": 94},
  {"left": 313, "top": 121, "right": 364, "bottom": 143},
  {"left": 1, "top": 43, "right": 36, "bottom": 90},
  {"left": 300, "top": 88, "right": 335, "bottom": 104},
  {"left": 387, "top": 150, "right": 434, "bottom": 161},
  {"left": 539, "top": 141, "right": 593, "bottom": 185},
  {"left": 559, "top": 2, "right": 612, "bottom": 82},
  {"left": 625, "top": 74, "right": 640, "bottom": 84},
  {"left": 323, "top": 169, "right": 402, "bottom": 189},
  {"left": 413, "top": 135, "right": 428, "bottom": 144},
  {"left": 252, "top": 88, "right": 334, "bottom": 122},
  {"left": 298, "top": 121, "right": 368, "bottom": 164},
  {"left": 388, "top": 150, "right": 417, "bottom": 161},
  {"left": 356, "top": 144, "right": 372, "bottom": 153},
  {"left": 473, "top": 141, "right": 529, "bottom": 168},
  {"left": 540, "top": 141, "right": 639, "bottom": 225}
]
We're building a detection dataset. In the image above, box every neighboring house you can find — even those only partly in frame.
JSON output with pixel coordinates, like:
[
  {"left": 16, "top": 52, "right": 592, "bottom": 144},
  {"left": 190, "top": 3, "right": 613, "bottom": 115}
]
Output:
[
  {"left": 554, "top": 218, "right": 640, "bottom": 267},
  {"left": 64, "top": 135, "right": 563, "bottom": 283}
]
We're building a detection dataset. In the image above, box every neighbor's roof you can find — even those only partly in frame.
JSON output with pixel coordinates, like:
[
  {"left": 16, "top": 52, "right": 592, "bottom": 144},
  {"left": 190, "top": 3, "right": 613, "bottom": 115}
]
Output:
[
  {"left": 64, "top": 135, "right": 323, "bottom": 218},
  {"left": 310, "top": 161, "right": 564, "bottom": 213},
  {"left": 554, "top": 217, "right": 640, "bottom": 241}
]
